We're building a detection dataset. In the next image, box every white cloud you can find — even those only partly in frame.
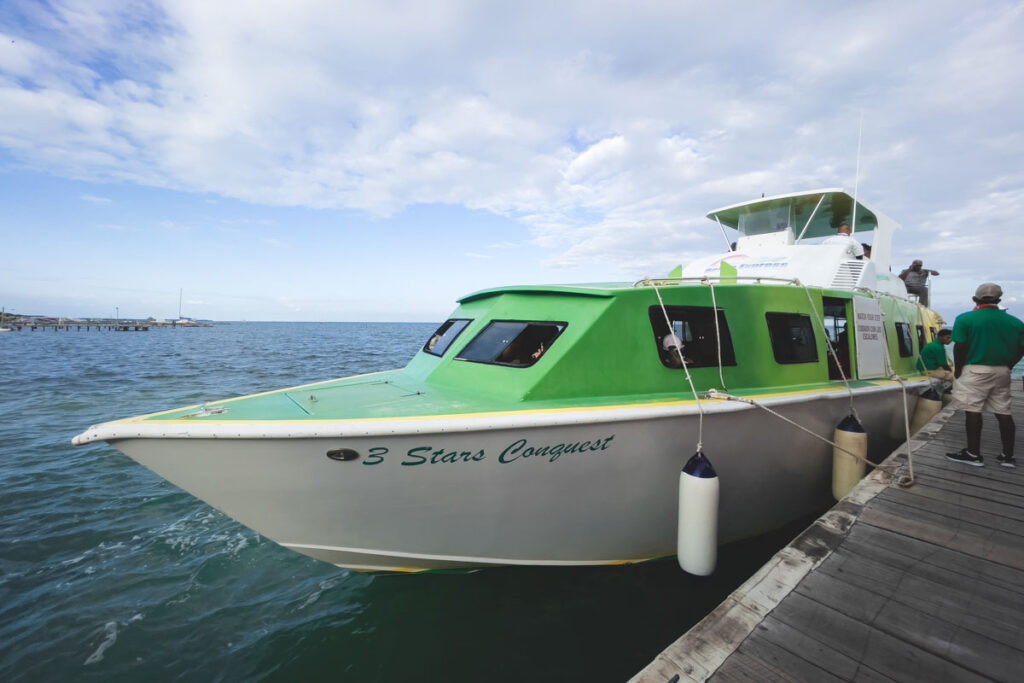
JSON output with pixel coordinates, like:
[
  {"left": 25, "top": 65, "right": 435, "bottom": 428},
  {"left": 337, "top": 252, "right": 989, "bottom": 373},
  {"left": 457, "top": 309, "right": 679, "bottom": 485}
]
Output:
[
  {"left": 0, "top": 0, "right": 1022, "bottom": 297},
  {"left": 80, "top": 194, "right": 111, "bottom": 204}
]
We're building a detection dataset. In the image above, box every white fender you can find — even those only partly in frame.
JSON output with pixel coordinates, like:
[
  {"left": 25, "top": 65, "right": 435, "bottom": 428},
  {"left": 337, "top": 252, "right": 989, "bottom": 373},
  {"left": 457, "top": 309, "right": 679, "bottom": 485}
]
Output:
[
  {"left": 677, "top": 451, "right": 718, "bottom": 576},
  {"left": 832, "top": 415, "right": 867, "bottom": 501}
]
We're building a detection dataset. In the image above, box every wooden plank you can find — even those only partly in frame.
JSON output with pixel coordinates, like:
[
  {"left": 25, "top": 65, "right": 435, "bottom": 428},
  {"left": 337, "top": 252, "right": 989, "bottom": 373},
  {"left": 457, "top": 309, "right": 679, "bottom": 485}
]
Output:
[
  {"left": 910, "top": 451, "right": 1024, "bottom": 485},
  {"left": 843, "top": 520, "right": 1024, "bottom": 595},
  {"left": 744, "top": 614, "right": 888, "bottom": 681},
  {"left": 813, "top": 546, "right": 1024, "bottom": 648},
  {"left": 859, "top": 504, "right": 1024, "bottom": 572},
  {"left": 731, "top": 634, "right": 845, "bottom": 682},
  {"left": 871, "top": 592, "right": 1024, "bottom": 681},
  {"left": 921, "top": 441, "right": 1024, "bottom": 466},
  {"left": 711, "top": 647, "right": 793, "bottom": 682},
  {"left": 794, "top": 565, "right": 1024, "bottom": 679},
  {"left": 908, "top": 461, "right": 1024, "bottom": 499},
  {"left": 772, "top": 592, "right": 992, "bottom": 682},
  {"left": 880, "top": 480, "right": 1024, "bottom": 522},
  {"left": 840, "top": 531, "right": 1024, "bottom": 599},
  {"left": 863, "top": 498, "right": 1024, "bottom": 562}
]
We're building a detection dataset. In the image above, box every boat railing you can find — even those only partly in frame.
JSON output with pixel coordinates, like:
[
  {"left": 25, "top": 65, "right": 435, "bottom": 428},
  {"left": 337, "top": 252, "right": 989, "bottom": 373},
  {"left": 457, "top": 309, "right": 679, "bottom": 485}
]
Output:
[{"left": 633, "top": 276, "right": 801, "bottom": 288}]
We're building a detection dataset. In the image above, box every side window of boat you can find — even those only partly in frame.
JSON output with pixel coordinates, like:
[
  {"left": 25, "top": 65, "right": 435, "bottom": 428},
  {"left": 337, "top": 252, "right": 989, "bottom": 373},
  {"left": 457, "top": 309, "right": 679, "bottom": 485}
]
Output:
[
  {"left": 423, "top": 319, "right": 472, "bottom": 356},
  {"left": 456, "top": 320, "right": 566, "bottom": 367},
  {"left": 648, "top": 306, "right": 737, "bottom": 368},
  {"left": 915, "top": 325, "right": 926, "bottom": 352},
  {"left": 765, "top": 313, "right": 818, "bottom": 364},
  {"left": 929, "top": 326, "right": 938, "bottom": 339},
  {"left": 895, "top": 322, "right": 914, "bottom": 357}
]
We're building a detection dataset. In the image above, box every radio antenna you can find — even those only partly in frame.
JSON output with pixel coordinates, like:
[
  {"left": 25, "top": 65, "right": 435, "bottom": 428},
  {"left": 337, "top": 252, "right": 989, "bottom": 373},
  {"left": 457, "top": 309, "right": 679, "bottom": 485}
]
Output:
[{"left": 851, "top": 109, "right": 863, "bottom": 232}]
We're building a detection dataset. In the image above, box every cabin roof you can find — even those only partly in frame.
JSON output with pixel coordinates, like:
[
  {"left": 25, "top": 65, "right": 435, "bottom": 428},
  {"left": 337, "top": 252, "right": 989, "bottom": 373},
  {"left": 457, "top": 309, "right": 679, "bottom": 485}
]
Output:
[
  {"left": 706, "top": 188, "right": 893, "bottom": 240},
  {"left": 458, "top": 283, "right": 626, "bottom": 303}
]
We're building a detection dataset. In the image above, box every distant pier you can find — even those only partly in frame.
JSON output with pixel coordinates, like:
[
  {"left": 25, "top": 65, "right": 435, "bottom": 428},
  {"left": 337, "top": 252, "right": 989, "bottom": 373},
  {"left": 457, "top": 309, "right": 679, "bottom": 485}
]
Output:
[
  {"left": 634, "top": 384, "right": 1024, "bottom": 682},
  {"left": 2, "top": 319, "right": 211, "bottom": 332}
]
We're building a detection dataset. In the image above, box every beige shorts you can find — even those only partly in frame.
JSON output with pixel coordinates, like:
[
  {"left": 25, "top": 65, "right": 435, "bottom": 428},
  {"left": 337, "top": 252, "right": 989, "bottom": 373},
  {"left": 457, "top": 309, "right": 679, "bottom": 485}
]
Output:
[{"left": 953, "top": 365, "right": 1012, "bottom": 414}]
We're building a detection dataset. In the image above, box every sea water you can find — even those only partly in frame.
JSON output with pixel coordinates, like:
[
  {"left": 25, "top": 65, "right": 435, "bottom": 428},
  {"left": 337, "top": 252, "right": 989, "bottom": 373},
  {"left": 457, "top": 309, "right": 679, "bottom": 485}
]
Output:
[{"left": 1, "top": 322, "right": 847, "bottom": 681}]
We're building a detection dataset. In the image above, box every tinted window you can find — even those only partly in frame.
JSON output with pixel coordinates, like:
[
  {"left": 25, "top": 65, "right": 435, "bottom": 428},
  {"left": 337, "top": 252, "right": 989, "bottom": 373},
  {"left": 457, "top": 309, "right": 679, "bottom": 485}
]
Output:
[
  {"left": 456, "top": 321, "right": 565, "bottom": 367},
  {"left": 916, "top": 325, "right": 926, "bottom": 352},
  {"left": 766, "top": 313, "right": 818, "bottom": 364},
  {"left": 424, "top": 319, "right": 472, "bottom": 356},
  {"left": 648, "top": 306, "right": 736, "bottom": 369},
  {"left": 895, "top": 322, "right": 914, "bottom": 357}
]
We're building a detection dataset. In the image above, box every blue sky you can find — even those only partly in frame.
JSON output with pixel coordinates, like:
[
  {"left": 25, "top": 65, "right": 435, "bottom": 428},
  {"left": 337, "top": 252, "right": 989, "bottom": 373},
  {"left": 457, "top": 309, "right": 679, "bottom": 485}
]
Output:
[{"left": 2, "top": 1, "right": 1022, "bottom": 322}]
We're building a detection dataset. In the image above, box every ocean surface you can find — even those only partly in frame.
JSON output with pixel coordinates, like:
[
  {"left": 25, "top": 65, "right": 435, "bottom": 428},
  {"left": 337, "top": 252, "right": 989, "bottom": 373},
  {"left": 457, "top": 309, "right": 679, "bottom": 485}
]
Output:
[{"left": 7, "top": 321, "right": 992, "bottom": 682}]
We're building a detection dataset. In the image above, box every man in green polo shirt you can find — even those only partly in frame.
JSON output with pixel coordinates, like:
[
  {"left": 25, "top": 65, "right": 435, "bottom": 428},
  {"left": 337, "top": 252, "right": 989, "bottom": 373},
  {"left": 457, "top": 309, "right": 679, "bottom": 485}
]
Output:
[
  {"left": 946, "top": 283, "right": 1024, "bottom": 468},
  {"left": 920, "top": 328, "right": 953, "bottom": 381}
]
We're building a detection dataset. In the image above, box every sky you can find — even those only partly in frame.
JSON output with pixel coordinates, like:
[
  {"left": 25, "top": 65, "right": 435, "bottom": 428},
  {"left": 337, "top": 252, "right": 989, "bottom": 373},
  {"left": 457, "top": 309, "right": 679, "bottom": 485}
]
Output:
[{"left": 1, "top": 0, "right": 1022, "bottom": 323}]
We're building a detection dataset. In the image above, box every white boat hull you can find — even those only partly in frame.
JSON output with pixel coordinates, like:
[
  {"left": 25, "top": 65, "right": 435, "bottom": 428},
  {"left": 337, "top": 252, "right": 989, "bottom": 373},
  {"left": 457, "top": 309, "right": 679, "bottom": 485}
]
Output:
[{"left": 105, "top": 383, "right": 921, "bottom": 571}]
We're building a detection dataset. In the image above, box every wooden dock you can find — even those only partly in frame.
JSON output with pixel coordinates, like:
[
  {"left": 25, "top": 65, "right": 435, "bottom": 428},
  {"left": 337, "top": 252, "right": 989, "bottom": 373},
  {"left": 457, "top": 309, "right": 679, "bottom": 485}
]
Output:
[{"left": 633, "top": 383, "right": 1024, "bottom": 682}]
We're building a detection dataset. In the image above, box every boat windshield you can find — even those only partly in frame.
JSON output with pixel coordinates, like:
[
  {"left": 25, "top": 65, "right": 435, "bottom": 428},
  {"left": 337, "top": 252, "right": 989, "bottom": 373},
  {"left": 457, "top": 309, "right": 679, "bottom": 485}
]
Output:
[
  {"left": 737, "top": 205, "right": 791, "bottom": 237},
  {"left": 456, "top": 321, "right": 566, "bottom": 367}
]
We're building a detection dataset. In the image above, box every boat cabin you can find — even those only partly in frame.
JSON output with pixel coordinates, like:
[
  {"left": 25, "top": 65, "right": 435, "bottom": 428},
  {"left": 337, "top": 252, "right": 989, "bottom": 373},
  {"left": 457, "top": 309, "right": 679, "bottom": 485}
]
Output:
[{"left": 685, "top": 188, "right": 908, "bottom": 299}]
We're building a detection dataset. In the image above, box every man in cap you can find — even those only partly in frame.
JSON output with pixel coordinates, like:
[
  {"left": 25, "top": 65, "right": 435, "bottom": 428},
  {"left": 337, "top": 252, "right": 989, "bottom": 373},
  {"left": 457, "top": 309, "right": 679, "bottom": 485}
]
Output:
[
  {"left": 899, "top": 260, "right": 939, "bottom": 306},
  {"left": 946, "top": 283, "right": 1024, "bottom": 467}
]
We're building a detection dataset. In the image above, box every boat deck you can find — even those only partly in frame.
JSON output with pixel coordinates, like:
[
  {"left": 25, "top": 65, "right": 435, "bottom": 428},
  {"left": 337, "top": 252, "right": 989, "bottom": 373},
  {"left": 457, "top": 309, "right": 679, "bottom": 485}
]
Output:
[{"left": 633, "top": 381, "right": 1024, "bottom": 682}]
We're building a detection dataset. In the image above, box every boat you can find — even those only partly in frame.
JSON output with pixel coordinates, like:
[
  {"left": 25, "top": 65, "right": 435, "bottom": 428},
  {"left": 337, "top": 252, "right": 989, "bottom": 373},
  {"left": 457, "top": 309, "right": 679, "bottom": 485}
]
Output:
[
  {"left": 0, "top": 307, "right": 10, "bottom": 332},
  {"left": 73, "top": 189, "right": 942, "bottom": 572}
]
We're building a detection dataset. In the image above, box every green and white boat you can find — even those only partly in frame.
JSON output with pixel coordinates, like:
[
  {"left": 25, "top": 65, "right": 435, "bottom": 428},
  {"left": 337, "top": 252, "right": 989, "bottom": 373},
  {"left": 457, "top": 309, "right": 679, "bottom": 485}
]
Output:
[{"left": 74, "top": 189, "right": 941, "bottom": 572}]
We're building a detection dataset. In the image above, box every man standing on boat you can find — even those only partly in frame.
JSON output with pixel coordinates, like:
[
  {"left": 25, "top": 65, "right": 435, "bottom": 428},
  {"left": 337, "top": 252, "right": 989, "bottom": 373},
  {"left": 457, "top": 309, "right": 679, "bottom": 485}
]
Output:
[
  {"left": 899, "top": 260, "right": 939, "bottom": 306},
  {"left": 946, "top": 283, "right": 1024, "bottom": 468},
  {"left": 823, "top": 222, "right": 864, "bottom": 259}
]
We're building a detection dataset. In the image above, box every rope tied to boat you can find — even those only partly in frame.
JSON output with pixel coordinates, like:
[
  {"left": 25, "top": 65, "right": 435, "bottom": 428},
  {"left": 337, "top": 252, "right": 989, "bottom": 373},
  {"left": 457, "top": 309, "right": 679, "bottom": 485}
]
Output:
[
  {"left": 704, "top": 279, "right": 729, "bottom": 392},
  {"left": 704, "top": 389, "right": 907, "bottom": 479},
  {"left": 876, "top": 309, "right": 916, "bottom": 488},
  {"left": 796, "top": 279, "right": 859, "bottom": 421},
  {"left": 649, "top": 279, "right": 705, "bottom": 451}
]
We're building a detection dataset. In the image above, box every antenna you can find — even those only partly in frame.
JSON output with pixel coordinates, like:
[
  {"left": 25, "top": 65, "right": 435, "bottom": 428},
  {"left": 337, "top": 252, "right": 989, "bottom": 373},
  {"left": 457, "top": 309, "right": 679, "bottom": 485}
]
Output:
[{"left": 851, "top": 109, "right": 863, "bottom": 232}]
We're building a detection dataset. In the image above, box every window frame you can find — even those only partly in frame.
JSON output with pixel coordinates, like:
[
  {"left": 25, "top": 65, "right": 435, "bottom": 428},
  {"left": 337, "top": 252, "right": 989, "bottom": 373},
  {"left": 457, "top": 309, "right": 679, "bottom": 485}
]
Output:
[
  {"left": 647, "top": 306, "right": 737, "bottom": 369},
  {"left": 895, "top": 322, "right": 914, "bottom": 357},
  {"left": 765, "top": 312, "right": 819, "bottom": 364},
  {"left": 455, "top": 320, "right": 567, "bottom": 368},
  {"left": 423, "top": 319, "right": 473, "bottom": 357}
]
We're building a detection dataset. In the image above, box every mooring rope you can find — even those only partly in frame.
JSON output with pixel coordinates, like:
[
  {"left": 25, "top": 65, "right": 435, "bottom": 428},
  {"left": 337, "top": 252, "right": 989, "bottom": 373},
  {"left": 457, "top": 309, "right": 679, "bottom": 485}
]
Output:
[
  {"left": 641, "top": 277, "right": 919, "bottom": 487},
  {"left": 705, "top": 279, "right": 729, "bottom": 392},
  {"left": 649, "top": 279, "right": 705, "bottom": 451},
  {"left": 705, "top": 389, "right": 905, "bottom": 477},
  {"left": 796, "top": 279, "right": 858, "bottom": 420},
  {"left": 876, "top": 300, "right": 917, "bottom": 488}
]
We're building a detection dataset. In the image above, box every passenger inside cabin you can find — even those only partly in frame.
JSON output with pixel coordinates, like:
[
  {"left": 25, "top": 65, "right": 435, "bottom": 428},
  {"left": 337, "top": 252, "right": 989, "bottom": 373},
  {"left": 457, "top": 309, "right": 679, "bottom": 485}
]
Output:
[
  {"left": 920, "top": 328, "right": 954, "bottom": 382},
  {"left": 661, "top": 333, "right": 692, "bottom": 367},
  {"left": 822, "top": 222, "right": 864, "bottom": 260}
]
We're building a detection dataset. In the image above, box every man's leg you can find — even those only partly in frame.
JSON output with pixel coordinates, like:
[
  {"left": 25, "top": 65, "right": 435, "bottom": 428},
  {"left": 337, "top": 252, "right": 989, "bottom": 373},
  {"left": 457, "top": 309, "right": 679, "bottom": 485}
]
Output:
[
  {"left": 996, "top": 414, "right": 1015, "bottom": 458},
  {"left": 965, "top": 412, "right": 983, "bottom": 455}
]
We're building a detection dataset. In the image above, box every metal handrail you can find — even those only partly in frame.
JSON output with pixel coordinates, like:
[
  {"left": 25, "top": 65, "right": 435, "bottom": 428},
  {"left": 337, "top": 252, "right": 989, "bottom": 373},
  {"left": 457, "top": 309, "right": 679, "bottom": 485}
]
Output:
[{"left": 633, "top": 276, "right": 801, "bottom": 288}]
